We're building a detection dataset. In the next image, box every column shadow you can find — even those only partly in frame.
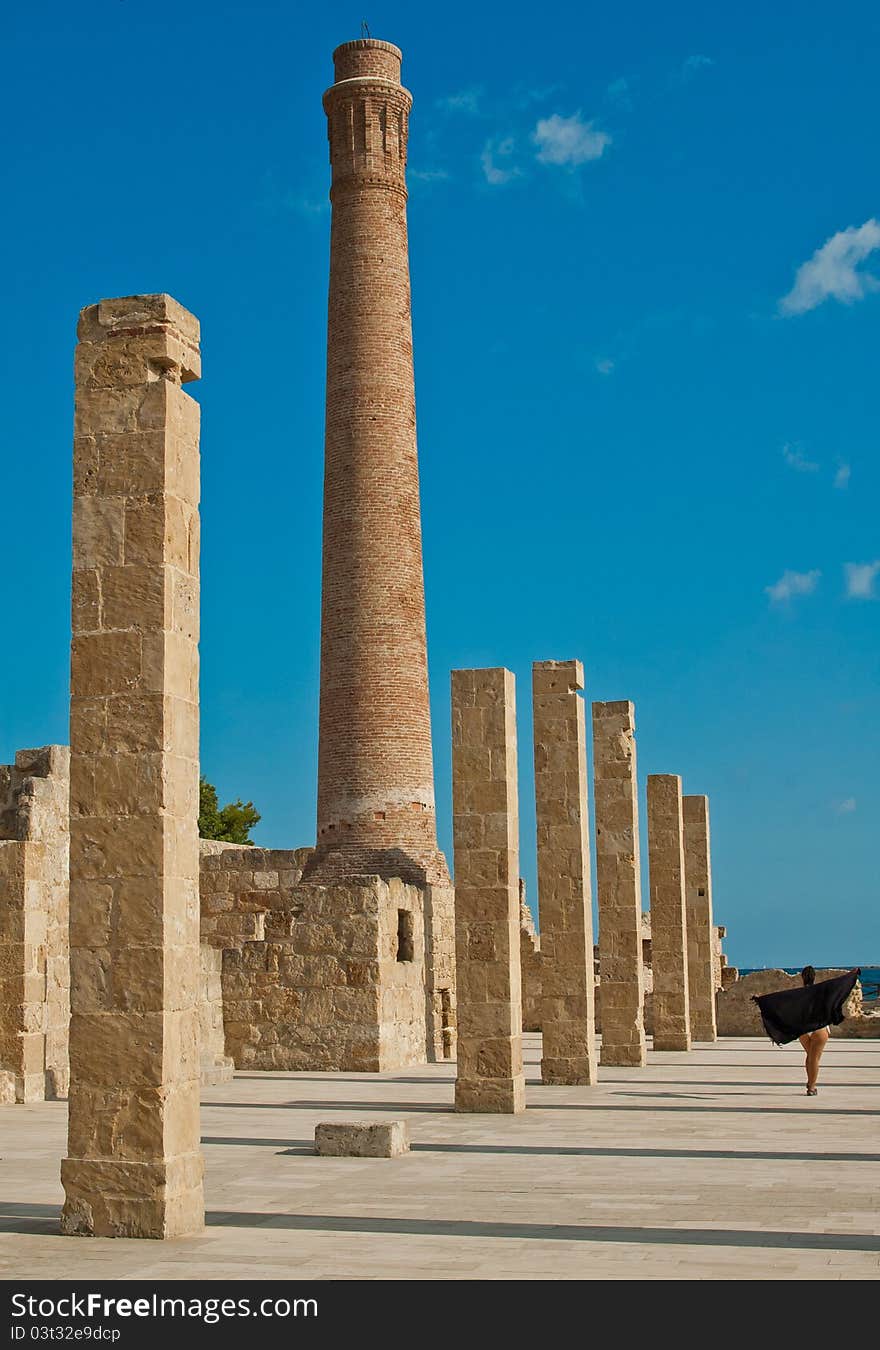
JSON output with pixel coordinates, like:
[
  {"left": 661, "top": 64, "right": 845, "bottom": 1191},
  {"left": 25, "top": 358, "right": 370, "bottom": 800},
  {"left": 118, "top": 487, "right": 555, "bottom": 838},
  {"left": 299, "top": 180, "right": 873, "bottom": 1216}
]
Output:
[{"left": 201, "top": 1210, "right": 880, "bottom": 1252}]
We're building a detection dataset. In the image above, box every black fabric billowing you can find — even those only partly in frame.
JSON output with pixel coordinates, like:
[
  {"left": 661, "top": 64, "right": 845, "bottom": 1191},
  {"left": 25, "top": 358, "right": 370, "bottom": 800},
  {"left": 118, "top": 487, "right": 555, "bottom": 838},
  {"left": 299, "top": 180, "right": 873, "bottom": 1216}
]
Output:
[{"left": 751, "top": 969, "right": 861, "bottom": 1046}]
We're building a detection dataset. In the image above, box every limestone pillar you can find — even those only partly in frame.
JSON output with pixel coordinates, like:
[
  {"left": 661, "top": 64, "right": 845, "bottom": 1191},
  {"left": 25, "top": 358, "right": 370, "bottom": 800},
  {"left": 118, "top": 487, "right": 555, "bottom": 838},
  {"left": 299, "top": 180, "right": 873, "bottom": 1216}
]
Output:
[
  {"left": 532, "top": 660, "right": 596, "bottom": 1084},
  {"left": 61, "top": 294, "right": 204, "bottom": 1238},
  {"left": 592, "top": 700, "right": 646, "bottom": 1067},
  {"left": 647, "top": 774, "right": 691, "bottom": 1051},
  {"left": 683, "top": 795, "right": 718, "bottom": 1042},
  {"left": 451, "top": 668, "right": 525, "bottom": 1113}
]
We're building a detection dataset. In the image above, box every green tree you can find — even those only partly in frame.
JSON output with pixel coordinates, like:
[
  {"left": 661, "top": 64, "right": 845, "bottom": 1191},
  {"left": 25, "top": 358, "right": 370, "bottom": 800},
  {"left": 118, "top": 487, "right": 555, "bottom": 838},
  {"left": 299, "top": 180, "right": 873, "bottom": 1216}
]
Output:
[{"left": 198, "top": 775, "right": 261, "bottom": 845}]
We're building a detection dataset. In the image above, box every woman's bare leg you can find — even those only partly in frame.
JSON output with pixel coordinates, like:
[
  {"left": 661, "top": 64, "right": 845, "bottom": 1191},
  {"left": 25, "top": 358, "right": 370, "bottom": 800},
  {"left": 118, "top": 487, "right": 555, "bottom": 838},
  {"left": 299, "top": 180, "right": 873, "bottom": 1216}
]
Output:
[
  {"left": 807, "top": 1028, "right": 829, "bottom": 1090},
  {"left": 799, "top": 1033, "right": 812, "bottom": 1087}
]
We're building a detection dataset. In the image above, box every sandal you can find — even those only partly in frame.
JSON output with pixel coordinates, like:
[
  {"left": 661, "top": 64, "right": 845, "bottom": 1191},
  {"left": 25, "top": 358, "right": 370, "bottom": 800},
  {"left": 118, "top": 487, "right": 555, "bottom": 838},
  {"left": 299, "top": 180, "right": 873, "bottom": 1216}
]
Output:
[{"left": 806, "top": 1087, "right": 818, "bottom": 1096}]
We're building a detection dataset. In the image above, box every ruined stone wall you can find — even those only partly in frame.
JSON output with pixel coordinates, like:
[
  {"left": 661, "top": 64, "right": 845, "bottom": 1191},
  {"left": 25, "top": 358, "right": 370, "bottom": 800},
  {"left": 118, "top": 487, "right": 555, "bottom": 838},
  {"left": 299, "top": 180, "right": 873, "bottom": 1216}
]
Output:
[
  {"left": 0, "top": 746, "right": 70, "bottom": 1103},
  {"left": 200, "top": 843, "right": 431, "bottom": 1071},
  {"left": 716, "top": 968, "right": 878, "bottom": 1038},
  {"left": 378, "top": 881, "right": 431, "bottom": 1067},
  {"left": 199, "top": 840, "right": 302, "bottom": 950},
  {"left": 224, "top": 877, "right": 428, "bottom": 1072}
]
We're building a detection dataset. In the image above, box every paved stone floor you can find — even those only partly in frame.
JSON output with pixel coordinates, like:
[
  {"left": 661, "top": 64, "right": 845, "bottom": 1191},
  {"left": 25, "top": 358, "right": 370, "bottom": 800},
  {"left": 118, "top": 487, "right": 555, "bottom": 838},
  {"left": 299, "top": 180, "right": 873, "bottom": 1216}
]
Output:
[{"left": 1, "top": 1035, "right": 878, "bottom": 1280}]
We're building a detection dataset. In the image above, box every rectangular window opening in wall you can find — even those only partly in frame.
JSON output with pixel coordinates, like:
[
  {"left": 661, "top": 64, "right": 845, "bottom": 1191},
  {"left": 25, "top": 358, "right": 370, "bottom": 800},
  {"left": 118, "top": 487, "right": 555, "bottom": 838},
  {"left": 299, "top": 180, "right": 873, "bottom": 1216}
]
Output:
[{"left": 396, "top": 909, "right": 414, "bottom": 963}]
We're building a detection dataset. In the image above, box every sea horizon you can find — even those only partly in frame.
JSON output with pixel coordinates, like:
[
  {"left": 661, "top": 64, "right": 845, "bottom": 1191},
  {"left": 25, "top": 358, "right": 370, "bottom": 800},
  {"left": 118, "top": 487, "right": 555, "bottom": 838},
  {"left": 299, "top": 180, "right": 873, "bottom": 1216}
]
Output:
[{"left": 739, "top": 965, "right": 880, "bottom": 998}]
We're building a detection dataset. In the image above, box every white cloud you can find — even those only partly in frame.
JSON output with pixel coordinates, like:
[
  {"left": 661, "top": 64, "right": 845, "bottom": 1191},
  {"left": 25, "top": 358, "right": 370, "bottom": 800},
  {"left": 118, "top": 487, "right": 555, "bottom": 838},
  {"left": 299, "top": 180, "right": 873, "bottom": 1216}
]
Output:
[
  {"left": 595, "top": 358, "right": 615, "bottom": 375},
  {"left": 765, "top": 569, "right": 821, "bottom": 603},
  {"left": 844, "top": 560, "right": 880, "bottom": 599},
  {"left": 779, "top": 219, "right": 880, "bottom": 315},
  {"left": 835, "top": 797, "right": 857, "bottom": 814},
  {"left": 533, "top": 112, "right": 610, "bottom": 167},
  {"left": 409, "top": 168, "right": 450, "bottom": 184},
  {"left": 515, "top": 84, "right": 560, "bottom": 107},
  {"left": 782, "top": 442, "right": 819, "bottom": 473},
  {"left": 834, "top": 461, "right": 851, "bottom": 490},
  {"left": 480, "top": 137, "right": 520, "bottom": 186},
  {"left": 606, "top": 77, "right": 632, "bottom": 108},
  {"left": 437, "top": 88, "right": 481, "bottom": 115},
  {"left": 682, "top": 54, "right": 715, "bottom": 76}
]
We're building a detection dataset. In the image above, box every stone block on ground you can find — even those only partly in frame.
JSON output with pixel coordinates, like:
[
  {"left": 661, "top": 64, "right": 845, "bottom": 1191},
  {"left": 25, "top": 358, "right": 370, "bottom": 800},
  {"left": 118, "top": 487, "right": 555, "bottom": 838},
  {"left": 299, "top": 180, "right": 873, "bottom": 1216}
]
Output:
[{"left": 314, "top": 1120, "right": 409, "bottom": 1158}]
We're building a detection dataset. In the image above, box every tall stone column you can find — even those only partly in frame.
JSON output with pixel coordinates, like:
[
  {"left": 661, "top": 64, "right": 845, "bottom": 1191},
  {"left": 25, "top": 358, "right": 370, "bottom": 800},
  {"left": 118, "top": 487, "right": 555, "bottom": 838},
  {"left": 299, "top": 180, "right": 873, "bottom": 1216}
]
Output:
[
  {"left": 307, "top": 38, "right": 447, "bottom": 887},
  {"left": 592, "top": 700, "right": 646, "bottom": 1067},
  {"left": 451, "top": 668, "right": 525, "bottom": 1113},
  {"left": 683, "top": 795, "right": 718, "bottom": 1041},
  {"left": 61, "top": 294, "right": 204, "bottom": 1238},
  {"left": 647, "top": 774, "right": 691, "bottom": 1051},
  {"left": 533, "top": 661, "right": 596, "bottom": 1084}
]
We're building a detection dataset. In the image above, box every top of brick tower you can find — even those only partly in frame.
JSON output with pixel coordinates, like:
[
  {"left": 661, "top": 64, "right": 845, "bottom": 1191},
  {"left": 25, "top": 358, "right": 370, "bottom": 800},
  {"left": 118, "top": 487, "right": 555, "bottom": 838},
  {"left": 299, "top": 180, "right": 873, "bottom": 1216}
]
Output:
[{"left": 332, "top": 38, "right": 402, "bottom": 84}]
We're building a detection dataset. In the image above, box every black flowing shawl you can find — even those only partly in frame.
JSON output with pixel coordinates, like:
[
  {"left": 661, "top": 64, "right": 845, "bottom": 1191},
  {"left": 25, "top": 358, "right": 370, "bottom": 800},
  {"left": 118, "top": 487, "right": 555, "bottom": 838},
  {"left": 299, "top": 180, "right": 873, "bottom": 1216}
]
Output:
[{"left": 751, "top": 969, "right": 860, "bottom": 1045}]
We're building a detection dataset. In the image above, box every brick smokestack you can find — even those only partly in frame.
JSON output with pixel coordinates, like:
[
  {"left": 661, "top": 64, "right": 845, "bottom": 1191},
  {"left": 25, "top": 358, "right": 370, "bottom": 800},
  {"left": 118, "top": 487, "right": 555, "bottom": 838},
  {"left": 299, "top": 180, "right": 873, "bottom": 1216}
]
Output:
[{"left": 306, "top": 39, "right": 449, "bottom": 885}]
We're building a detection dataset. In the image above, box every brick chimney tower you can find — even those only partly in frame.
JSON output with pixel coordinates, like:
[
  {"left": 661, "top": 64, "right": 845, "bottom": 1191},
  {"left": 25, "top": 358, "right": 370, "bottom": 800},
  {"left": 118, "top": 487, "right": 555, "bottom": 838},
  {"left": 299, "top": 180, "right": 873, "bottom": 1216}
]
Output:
[{"left": 306, "top": 38, "right": 449, "bottom": 885}]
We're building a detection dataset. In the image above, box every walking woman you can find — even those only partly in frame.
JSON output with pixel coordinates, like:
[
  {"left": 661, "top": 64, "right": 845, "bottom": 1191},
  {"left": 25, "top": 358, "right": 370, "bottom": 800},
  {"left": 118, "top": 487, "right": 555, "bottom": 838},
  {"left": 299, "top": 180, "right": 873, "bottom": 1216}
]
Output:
[
  {"left": 752, "top": 966, "right": 860, "bottom": 1095},
  {"left": 797, "top": 967, "right": 828, "bottom": 1095}
]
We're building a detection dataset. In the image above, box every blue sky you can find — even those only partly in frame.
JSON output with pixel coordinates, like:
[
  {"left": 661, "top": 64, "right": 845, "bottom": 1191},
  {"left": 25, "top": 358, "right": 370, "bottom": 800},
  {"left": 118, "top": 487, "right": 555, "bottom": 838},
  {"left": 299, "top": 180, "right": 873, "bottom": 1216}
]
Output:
[{"left": 2, "top": 1, "right": 877, "bottom": 967}]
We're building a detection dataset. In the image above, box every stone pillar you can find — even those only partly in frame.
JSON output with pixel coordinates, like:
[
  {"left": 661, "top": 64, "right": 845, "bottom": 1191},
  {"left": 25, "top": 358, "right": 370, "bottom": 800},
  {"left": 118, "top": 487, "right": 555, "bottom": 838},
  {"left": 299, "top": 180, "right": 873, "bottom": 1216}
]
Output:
[
  {"left": 0, "top": 745, "right": 70, "bottom": 1103},
  {"left": 307, "top": 38, "right": 448, "bottom": 886},
  {"left": 592, "top": 700, "right": 646, "bottom": 1067},
  {"left": 423, "top": 883, "right": 456, "bottom": 1061},
  {"left": 451, "top": 668, "right": 525, "bottom": 1113},
  {"left": 683, "top": 795, "right": 718, "bottom": 1042},
  {"left": 532, "top": 660, "right": 596, "bottom": 1084},
  {"left": 62, "top": 294, "right": 204, "bottom": 1238},
  {"left": 519, "top": 884, "right": 543, "bottom": 1033},
  {"left": 647, "top": 775, "right": 691, "bottom": 1051}
]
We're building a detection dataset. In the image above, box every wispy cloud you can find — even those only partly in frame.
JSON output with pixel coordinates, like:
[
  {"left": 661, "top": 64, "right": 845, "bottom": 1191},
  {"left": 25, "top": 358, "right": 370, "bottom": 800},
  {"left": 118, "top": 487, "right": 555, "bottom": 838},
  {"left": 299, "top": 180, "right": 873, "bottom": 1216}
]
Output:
[
  {"left": 514, "top": 83, "right": 561, "bottom": 108},
  {"left": 669, "top": 54, "right": 715, "bottom": 87},
  {"left": 595, "top": 358, "right": 615, "bottom": 375},
  {"left": 533, "top": 112, "right": 610, "bottom": 167},
  {"left": 253, "top": 168, "right": 329, "bottom": 220},
  {"left": 834, "top": 461, "right": 851, "bottom": 490},
  {"left": 437, "top": 88, "right": 482, "bottom": 115},
  {"left": 844, "top": 560, "right": 880, "bottom": 599},
  {"left": 606, "top": 77, "right": 632, "bottom": 109},
  {"left": 834, "top": 797, "right": 857, "bottom": 814},
  {"left": 480, "top": 136, "right": 521, "bottom": 186},
  {"left": 681, "top": 54, "right": 715, "bottom": 77},
  {"left": 409, "top": 167, "right": 450, "bottom": 184},
  {"left": 782, "top": 442, "right": 819, "bottom": 473},
  {"left": 765, "top": 569, "right": 821, "bottom": 604},
  {"left": 779, "top": 219, "right": 880, "bottom": 316}
]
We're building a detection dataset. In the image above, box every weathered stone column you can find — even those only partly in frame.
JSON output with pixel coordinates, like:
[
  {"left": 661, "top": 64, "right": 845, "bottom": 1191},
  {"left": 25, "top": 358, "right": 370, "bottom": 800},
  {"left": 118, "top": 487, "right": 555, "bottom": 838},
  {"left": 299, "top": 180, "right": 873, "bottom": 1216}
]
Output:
[
  {"left": 683, "top": 795, "right": 718, "bottom": 1042},
  {"left": 647, "top": 774, "right": 691, "bottom": 1051},
  {"left": 533, "top": 660, "right": 596, "bottom": 1084},
  {"left": 451, "top": 668, "right": 525, "bottom": 1113},
  {"left": 61, "top": 294, "right": 204, "bottom": 1238},
  {"left": 592, "top": 701, "right": 646, "bottom": 1067},
  {"left": 0, "top": 746, "right": 70, "bottom": 1104}
]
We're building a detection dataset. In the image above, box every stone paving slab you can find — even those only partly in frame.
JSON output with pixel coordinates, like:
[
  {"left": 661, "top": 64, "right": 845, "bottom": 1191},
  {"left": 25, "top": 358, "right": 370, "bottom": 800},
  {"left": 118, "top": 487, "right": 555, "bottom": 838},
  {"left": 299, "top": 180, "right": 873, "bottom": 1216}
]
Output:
[{"left": 1, "top": 1036, "right": 878, "bottom": 1280}]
